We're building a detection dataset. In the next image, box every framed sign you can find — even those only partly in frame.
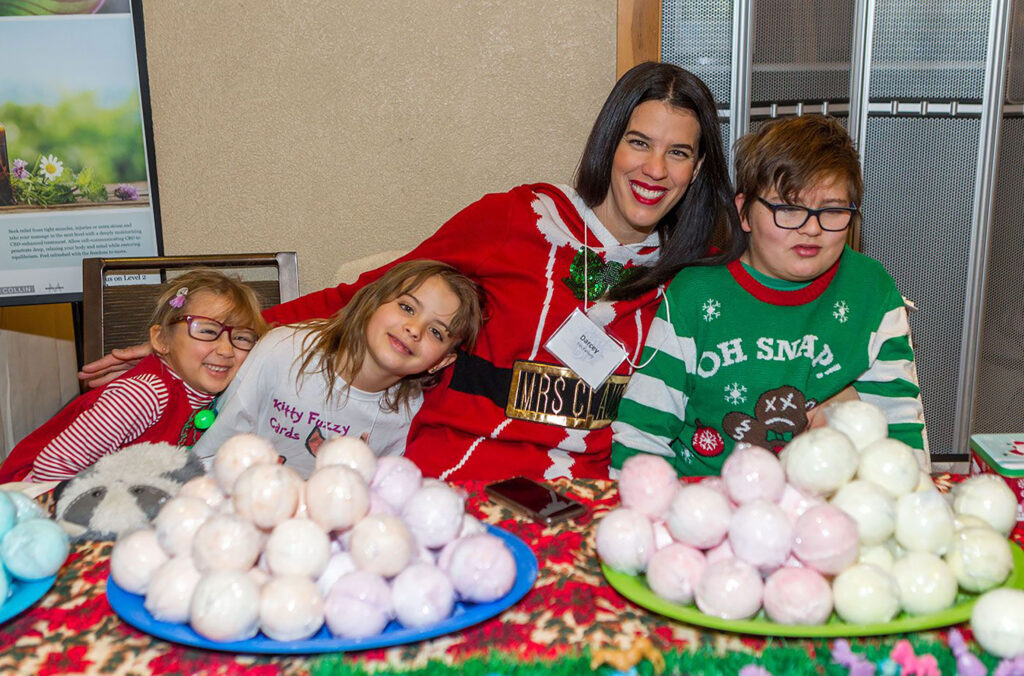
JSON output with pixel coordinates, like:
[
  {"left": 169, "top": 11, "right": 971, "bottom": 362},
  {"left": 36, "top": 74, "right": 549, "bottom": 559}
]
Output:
[{"left": 0, "top": 0, "right": 162, "bottom": 306}]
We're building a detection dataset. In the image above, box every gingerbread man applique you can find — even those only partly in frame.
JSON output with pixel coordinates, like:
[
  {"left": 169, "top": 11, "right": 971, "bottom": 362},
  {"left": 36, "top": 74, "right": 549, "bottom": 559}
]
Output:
[{"left": 722, "top": 385, "right": 817, "bottom": 453}]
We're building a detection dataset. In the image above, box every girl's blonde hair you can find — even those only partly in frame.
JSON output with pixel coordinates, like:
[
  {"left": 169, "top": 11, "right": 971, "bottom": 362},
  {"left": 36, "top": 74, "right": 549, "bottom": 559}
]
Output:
[
  {"left": 150, "top": 268, "right": 267, "bottom": 337},
  {"left": 298, "top": 260, "right": 482, "bottom": 412}
]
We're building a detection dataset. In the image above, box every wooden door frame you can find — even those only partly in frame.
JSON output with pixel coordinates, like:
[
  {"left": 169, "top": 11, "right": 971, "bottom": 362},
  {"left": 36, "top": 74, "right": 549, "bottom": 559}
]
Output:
[{"left": 617, "top": 0, "right": 662, "bottom": 77}]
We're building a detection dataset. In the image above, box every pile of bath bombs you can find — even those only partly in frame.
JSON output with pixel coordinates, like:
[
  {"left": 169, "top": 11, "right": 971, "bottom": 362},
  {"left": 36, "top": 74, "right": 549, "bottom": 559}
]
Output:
[
  {"left": 0, "top": 489, "right": 71, "bottom": 603},
  {"left": 597, "top": 401, "right": 1020, "bottom": 628},
  {"left": 109, "top": 435, "right": 517, "bottom": 642}
]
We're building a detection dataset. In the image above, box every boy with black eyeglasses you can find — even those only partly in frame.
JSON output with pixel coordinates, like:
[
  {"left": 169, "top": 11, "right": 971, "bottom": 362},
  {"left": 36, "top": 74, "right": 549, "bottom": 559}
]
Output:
[{"left": 611, "top": 114, "right": 926, "bottom": 476}]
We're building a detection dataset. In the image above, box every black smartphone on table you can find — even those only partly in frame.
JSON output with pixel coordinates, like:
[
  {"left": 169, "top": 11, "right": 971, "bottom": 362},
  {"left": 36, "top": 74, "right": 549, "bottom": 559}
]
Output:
[{"left": 485, "top": 476, "right": 588, "bottom": 525}]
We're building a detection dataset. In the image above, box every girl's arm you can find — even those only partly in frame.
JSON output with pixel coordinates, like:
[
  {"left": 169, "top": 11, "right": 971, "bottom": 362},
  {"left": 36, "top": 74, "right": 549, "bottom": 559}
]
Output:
[{"left": 31, "top": 375, "right": 167, "bottom": 481}]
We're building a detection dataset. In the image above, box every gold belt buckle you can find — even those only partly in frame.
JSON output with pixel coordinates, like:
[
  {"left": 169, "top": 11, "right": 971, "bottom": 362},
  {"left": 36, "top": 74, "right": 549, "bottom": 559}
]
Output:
[{"left": 505, "top": 360, "right": 630, "bottom": 429}]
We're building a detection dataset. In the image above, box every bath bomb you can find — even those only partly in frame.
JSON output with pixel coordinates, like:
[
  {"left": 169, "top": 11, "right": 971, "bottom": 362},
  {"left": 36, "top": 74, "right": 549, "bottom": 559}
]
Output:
[
  {"left": 645, "top": 543, "right": 706, "bottom": 605},
  {"left": 457, "top": 514, "right": 487, "bottom": 538},
  {"left": 349, "top": 514, "right": 414, "bottom": 578},
  {"left": 5, "top": 491, "right": 44, "bottom": 522},
  {"left": 370, "top": 456, "right": 423, "bottom": 511},
  {"left": 721, "top": 445, "right": 786, "bottom": 504},
  {"left": 891, "top": 551, "right": 958, "bottom": 615},
  {"left": 153, "top": 496, "right": 212, "bottom": 557},
  {"left": 954, "top": 514, "right": 992, "bottom": 531},
  {"left": 824, "top": 400, "right": 888, "bottom": 451},
  {"left": 830, "top": 480, "right": 896, "bottom": 546},
  {"left": 784, "top": 428, "right": 858, "bottom": 496},
  {"left": 858, "top": 543, "right": 895, "bottom": 572},
  {"left": 694, "top": 558, "right": 763, "bottom": 620},
  {"left": 0, "top": 568, "right": 8, "bottom": 605},
  {"left": 212, "top": 434, "right": 279, "bottom": 494},
  {"left": 442, "top": 533, "right": 516, "bottom": 603},
  {"left": 777, "top": 484, "right": 824, "bottom": 526},
  {"left": 894, "top": 490, "right": 955, "bottom": 555},
  {"left": 665, "top": 483, "right": 732, "bottom": 549},
  {"left": 0, "top": 517, "right": 70, "bottom": 580},
  {"left": 190, "top": 570, "right": 261, "bottom": 642},
  {"left": 617, "top": 454, "right": 679, "bottom": 519},
  {"left": 232, "top": 464, "right": 303, "bottom": 529},
  {"left": 0, "top": 492, "right": 16, "bottom": 539},
  {"left": 832, "top": 564, "right": 900, "bottom": 624},
  {"left": 110, "top": 528, "right": 169, "bottom": 594},
  {"left": 595, "top": 507, "right": 655, "bottom": 575},
  {"left": 792, "top": 504, "right": 860, "bottom": 575},
  {"left": 264, "top": 518, "right": 331, "bottom": 578},
  {"left": 651, "top": 519, "right": 674, "bottom": 550},
  {"left": 316, "top": 551, "right": 358, "bottom": 597},
  {"left": 401, "top": 483, "right": 465, "bottom": 549},
  {"left": 970, "top": 588, "right": 1024, "bottom": 658},
  {"left": 315, "top": 436, "right": 377, "bottom": 483},
  {"left": 248, "top": 566, "right": 271, "bottom": 589},
  {"left": 305, "top": 465, "right": 370, "bottom": 533},
  {"left": 178, "top": 474, "right": 226, "bottom": 510},
  {"left": 728, "top": 499, "right": 793, "bottom": 572},
  {"left": 763, "top": 567, "right": 833, "bottom": 625},
  {"left": 145, "top": 556, "right": 202, "bottom": 623},
  {"left": 259, "top": 575, "right": 325, "bottom": 641},
  {"left": 191, "top": 514, "right": 262, "bottom": 572},
  {"left": 324, "top": 570, "right": 394, "bottom": 638},
  {"left": 945, "top": 526, "right": 1014, "bottom": 592},
  {"left": 857, "top": 439, "right": 920, "bottom": 498},
  {"left": 952, "top": 474, "right": 1019, "bottom": 537},
  {"left": 391, "top": 563, "right": 455, "bottom": 628},
  {"left": 704, "top": 539, "right": 735, "bottom": 565}
]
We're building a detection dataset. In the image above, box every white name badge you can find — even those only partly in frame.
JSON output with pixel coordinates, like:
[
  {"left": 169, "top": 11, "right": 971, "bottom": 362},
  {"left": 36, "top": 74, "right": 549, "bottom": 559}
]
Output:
[{"left": 545, "top": 308, "right": 627, "bottom": 390}]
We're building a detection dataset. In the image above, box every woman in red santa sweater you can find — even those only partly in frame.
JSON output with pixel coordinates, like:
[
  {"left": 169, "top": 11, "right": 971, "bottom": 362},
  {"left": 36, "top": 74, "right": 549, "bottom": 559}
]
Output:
[{"left": 79, "top": 62, "right": 745, "bottom": 481}]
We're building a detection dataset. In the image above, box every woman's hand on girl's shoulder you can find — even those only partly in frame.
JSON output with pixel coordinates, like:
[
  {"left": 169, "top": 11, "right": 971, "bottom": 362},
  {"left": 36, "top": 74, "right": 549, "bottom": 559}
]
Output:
[{"left": 77, "top": 343, "right": 152, "bottom": 389}]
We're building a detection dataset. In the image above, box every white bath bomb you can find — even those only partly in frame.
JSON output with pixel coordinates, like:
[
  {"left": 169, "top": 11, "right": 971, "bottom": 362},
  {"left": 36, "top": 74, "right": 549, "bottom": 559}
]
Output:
[
  {"left": 178, "top": 475, "right": 226, "bottom": 510},
  {"left": 954, "top": 514, "right": 992, "bottom": 531},
  {"left": 248, "top": 566, "right": 271, "bottom": 589},
  {"left": 349, "top": 514, "right": 414, "bottom": 578},
  {"left": 763, "top": 567, "right": 833, "bottom": 625},
  {"left": 970, "top": 588, "right": 1024, "bottom": 658},
  {"left": 952, "top": 474, "right": 1019, "bottom": 537},
  {"left": 777, "top": 483, "right": 824, "bottom": 526},
  {"left": 212, "top": 434, "right": 279, "bottom": 494},
  {"left": 792, "top": 504, "right": 860, "bottom": 575},
  {"left": 720, "top": 445, "right": 786, "bottom": 504},
  {"left": 305, "top": 465, "right": 369, "bottom": 533},
  {"left": 832, "top": 564, "right": 900, "bottom": 624},
  {"left": 153, "top": 496, "right": 212, "bottom": 557},
  {"left": 232, "top": 464, "right": 302, "bottom": 529},
  {"left": 915, "top": 471, "right": 938, "bottom": 493},
  {"left": 110, "top": 528, "right": 169, "bottom": 594},
  {"left": 259, "top": 575, "right": 325, "bottom": 641},
  {"left": 694, "top": 558, "right": 763, "bottom": 620},
  {"left": 857, "top": 439, "right": 920, "bottom": 498},
  {"left": 824, "top": 400, "right": 888, "bottom": 451},
  {"left": 894, "top": 490, "right": 955, "bottom": 555},
  {"left": 645, "top": 543, "right": 706, "bottom": 605},
  {"left": 595, "top": 507, "right": 655, "bottom": 575},
  {"left": 457, "top": 514, "right": 487, "bottom": 538},
  {"left": 190, "top": 569, "right": 261, "bottom": 642},
  {"left": 665, "top": 483, "right": 732, "bottom": 549},
  {"left": 324, "top": 570, "right": 394, "bottom": 638},
  {"left": 830, "top": 480, "right": 896, "bottom": 546},
  {"left": 265, "top": 518, "right": 330, "bottom": 578},
  {"left": 401, "top": 483, "right": 465, "bottom": 549},
  {"left": 728, "top": 499, "right": 793, "bottom": 572},
  {"left": 442, "top": 533, "right": 516, "bottom": 602},
  {"left": 191, "top": 514, "right": 262, "bottom": 572},
  {"left": 945, "top": 526, "right": 1014, "bottom": 593},
  {"left": 392, "top": 563, "right": 455, "bottom": 628},
  {"left": 891, "top": 551, "right": 957, "bottom": 615},
  {"left": 315, "top": 436, "right": 377, "bottom": 483},
  {"left": 858, "top": 543, "right": 895, "bottom": 572},
  {"left": 784, "top": 428, "right": 858, "bottom": 496},
  {"left": 617, "top": 454, "right": 679, "bottom": 519},
  {"left": 316, "top": 551, "right": 358, "bottom": 597},
  {"left": 370, "top": 456, "right": 423, "bottom": 511},
  {"left": 145, "top": 556, "right": 202, "bottom": 623}
]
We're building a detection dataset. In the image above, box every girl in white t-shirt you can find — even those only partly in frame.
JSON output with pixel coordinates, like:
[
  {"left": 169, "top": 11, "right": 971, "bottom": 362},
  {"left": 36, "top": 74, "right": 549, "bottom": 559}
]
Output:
[{"left": 192, "top": 260, "right": 482, "bottom": 477}]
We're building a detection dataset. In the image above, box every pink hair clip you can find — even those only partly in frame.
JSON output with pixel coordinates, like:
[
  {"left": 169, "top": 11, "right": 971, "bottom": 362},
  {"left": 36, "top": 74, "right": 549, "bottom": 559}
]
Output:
[{"left": 169, "top": 287, "right": 189, "bottom": 308}]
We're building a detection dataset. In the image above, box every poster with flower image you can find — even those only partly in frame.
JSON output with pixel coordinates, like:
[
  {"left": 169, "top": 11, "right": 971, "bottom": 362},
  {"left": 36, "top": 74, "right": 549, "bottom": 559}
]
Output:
[{"left": 0, "top": 0, "right": 160, "bottom": 305}]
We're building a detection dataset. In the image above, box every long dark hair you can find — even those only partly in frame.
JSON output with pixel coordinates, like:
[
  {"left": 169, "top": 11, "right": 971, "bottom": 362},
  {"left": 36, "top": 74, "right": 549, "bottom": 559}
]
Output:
[{"left": 574, "top": 62, "right": 745, "bottom": 300}]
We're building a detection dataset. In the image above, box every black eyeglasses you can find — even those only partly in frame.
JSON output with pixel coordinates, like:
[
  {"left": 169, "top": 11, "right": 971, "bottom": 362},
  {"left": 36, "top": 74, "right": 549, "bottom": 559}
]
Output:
[
  {"left": 174, "top": 315, "right": 259, "bottom": 351},
  {"left": 756, "top": 196, "right": 858, "bottom": 232}
]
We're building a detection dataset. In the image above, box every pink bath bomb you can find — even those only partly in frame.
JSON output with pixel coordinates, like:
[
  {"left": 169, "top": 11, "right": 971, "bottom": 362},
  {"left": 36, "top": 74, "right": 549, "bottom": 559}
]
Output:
[
  {"left": 315, "top": 437, "right": 377, "bottom": 483},
  {"left": 212, "top": 434, "right": 280, "bottom": 495},
  {"left": 792, "top": 504, "right": 860, "bottom": 575},
  {"left": 595, "top": 507, "right": 655, "bottom": 575},
  {"left": 324, "top": 570, "right": 394, "bottom": 638},
  {"left": 721, "top": 445, "right": 786, "bottom": 504},
  {"left": 145, "top": 556, "right": 202, "bottom": 623},
  {"left": 728, "top": 499, "right": 793, "bottom": 572},
  {"left": 259, "top": 575, "right": 325, "bottom": 641},
  {"left": 704, "top": 539, "right": 735, "bottom": 565},
  {"left": 617, "top": 454, "right": 679, "bottom": 519},
  {"left": 153, "top": 496, "right": 212, "bottom": 557},
  {"left": 401, "top": 483, "right": 465, "bottom": 549},
  {"left": 763, "top": 567, "right": 833, "bottom": 625},
  {"left": 441, "top": 534, "right": 516, "bottom": 603},
  {"left": 191, "top": 514, "right": 262, "bottom": 573},
  {"left": 349, "top": 514, "right": 414, "bottom": 578},
  {"left": 190, "top": 569, "right": 261, "bottom": 642},
  {"left": 178, "top": 475, "right": 226, "bottom": 510},
  {"left": 777, "top": 483, "right": 824, "bottom": 526},
  {"left": 392, "top": 563, "right": 455, "bottom": 629},
  {"left": 305, "top": 465, "right": 369, "bottom": 533},
  {"left": 370, "top": 456, "right": 423, "bottom": 511},
  {"left": 264, "top": 518, "right": 331, "bottom": 578},
  {"left": 665, "top": 483, "right": 732, "bottom": 549},
  {"left": 316, "top": 551, "right": 357, "bottom": 597},
  {"left": 232, "top": 463, "right": 303, "bottom": 529},
  {"left": 695, "top": 558, "right": 764, "bottom": 620},
  {"left": 645, "top": 543, "right": 706, "bottom": 605}
]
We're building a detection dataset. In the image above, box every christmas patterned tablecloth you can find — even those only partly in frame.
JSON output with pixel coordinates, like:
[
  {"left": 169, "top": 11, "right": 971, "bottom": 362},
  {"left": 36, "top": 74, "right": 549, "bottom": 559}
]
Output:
[{"left": 0, "top": 477, "right": 1018, "bottom": 676}]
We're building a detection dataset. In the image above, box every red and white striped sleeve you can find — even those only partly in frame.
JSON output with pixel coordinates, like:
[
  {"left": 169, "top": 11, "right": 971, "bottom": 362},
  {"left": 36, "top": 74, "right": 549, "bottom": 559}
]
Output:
[{"left": 30, "top": 374, "right": 169, "bottom": 481}]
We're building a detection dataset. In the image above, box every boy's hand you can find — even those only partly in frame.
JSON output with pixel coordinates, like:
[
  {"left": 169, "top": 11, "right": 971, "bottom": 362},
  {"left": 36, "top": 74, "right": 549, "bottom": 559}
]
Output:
[
  {"left": 806, "top": 386, "right": 860, "bottom": 429},
  {"left": 78, "top": 343, "right": 152, "bottom": 389}
]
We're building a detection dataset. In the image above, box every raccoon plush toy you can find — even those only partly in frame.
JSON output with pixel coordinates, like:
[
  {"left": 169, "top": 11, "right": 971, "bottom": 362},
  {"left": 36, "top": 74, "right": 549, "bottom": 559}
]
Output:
[{"left": 53, "top": 442, "right": 204, "bottom": 541}]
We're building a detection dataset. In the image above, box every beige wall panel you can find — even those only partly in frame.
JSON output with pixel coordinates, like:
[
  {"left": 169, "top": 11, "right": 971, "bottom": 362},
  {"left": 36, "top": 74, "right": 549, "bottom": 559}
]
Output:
[{"left": 142, "top": 1, "right": 617, "bottom": 294}]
